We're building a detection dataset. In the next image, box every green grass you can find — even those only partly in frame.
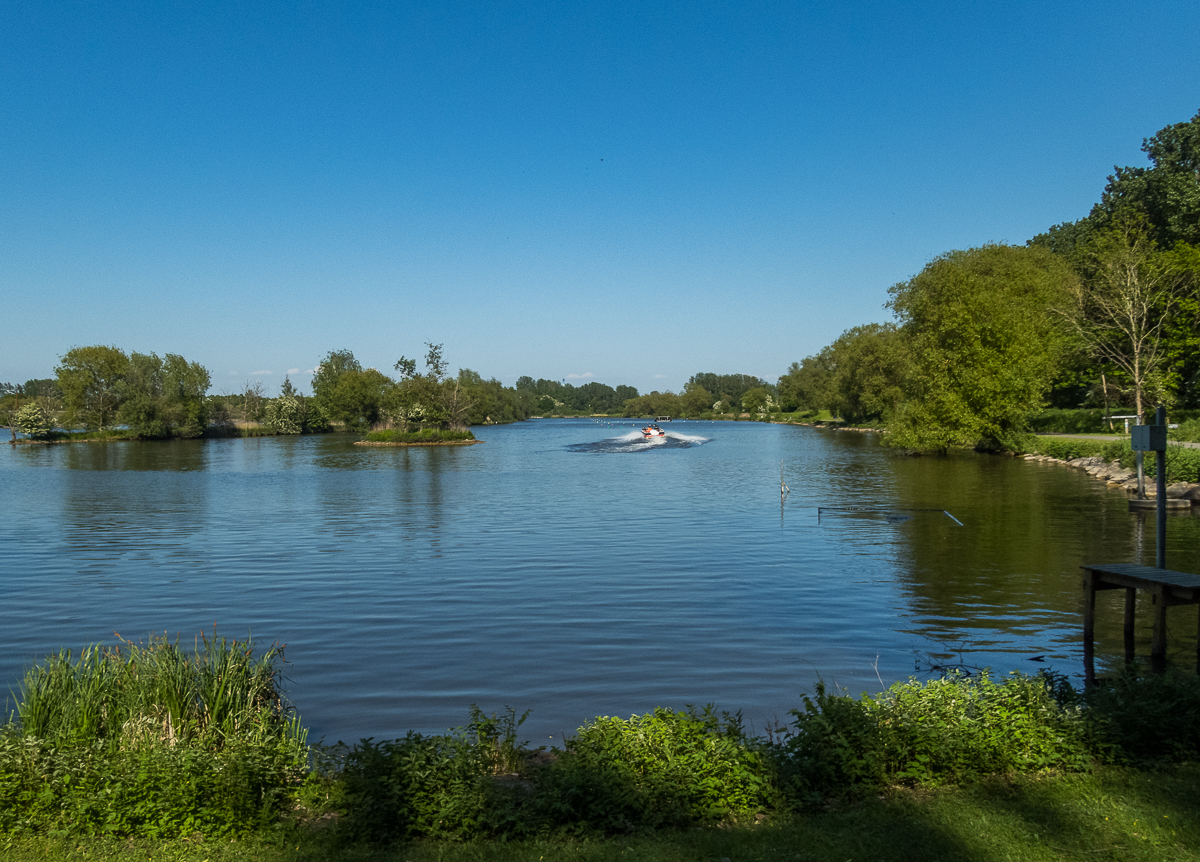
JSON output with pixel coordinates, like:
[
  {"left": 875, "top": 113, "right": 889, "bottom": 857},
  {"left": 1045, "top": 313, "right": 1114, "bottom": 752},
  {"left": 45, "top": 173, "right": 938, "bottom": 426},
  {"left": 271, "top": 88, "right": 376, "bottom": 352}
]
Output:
[
  {"left": 362, "top": 428, "right": 476, "bottom": 444},
  {"left": 1022, "top": 435, "right": 1200, "bottom": 483},
  {"left": 4, "top": 765, "right": 1198, "bottom": 861}
]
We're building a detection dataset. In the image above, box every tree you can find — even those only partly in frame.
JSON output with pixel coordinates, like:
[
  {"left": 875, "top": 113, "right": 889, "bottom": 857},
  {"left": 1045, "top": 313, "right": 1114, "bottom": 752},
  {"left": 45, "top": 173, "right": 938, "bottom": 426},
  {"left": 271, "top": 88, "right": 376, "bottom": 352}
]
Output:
[
  {"left": 388, "top": 344, "right": 473, "bottom": 430},
  {"left": 740, "top": 387, "right": 770, "bottom": 415},
  {"left": 56, "top": 345, "right": 130, "bottom": 430},
  {"left": 311, "top": 349, "right": 362, "bottom": 404},
  {"left": 887, "top": 244, "right": 1077, "bottom": 451},
  {"left": 776, "top": 352, "right": 835, "bottom": 413},
  {"left": 824, "top": 324, "right": 906, "bottom": 423},
  {"left": 113, "top": 352, "right": 211, "bottom": 438},
  {"left": 16, "top": 403, "right": 53, "bottom": 439},
  {"left": 1058, "top": 220, "right": 1188, "bottom": 417},
  {"left": 265, "top": 377, "right": 329, "bottom": 435},
  {"left": 679, "top": 382, "right": 712, "bottom": 416}
]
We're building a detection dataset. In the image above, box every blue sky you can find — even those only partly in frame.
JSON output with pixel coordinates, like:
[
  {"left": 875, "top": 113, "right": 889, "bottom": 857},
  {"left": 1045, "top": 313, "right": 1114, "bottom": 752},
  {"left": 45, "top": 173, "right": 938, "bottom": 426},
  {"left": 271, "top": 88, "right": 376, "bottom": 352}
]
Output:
[{"left": 3, "top": 1, "right": 1199, "bottom": 395}]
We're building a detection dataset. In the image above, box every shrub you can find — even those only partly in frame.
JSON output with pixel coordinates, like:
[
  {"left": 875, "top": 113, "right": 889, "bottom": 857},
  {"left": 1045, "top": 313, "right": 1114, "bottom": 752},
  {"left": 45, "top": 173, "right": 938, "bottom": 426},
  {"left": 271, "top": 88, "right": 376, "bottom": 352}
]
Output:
[
  {"left": 525, "top": 706, "right": 773, "bottom": 834},
  {"left": 1084, "top": 670, "right": 1200, "bottom": 764},
  {"left": 14, "top": 403, "right": 53, "bottom": 439},
  {"left": 770, "top": 673, "right": 1090, "bottom": 802},
  {"left": 337, "top": 706, "right": 525, "bottom": 842},
  {"left": 0, "top": 633, "right": 307, "bottom": 838}
]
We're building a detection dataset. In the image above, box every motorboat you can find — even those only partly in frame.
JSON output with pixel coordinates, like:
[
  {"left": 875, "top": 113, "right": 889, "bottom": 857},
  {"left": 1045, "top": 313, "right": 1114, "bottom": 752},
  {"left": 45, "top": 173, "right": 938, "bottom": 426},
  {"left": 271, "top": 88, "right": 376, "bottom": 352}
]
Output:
[{"left": 642, "top": 423, "right": 666, "bottom": 439}]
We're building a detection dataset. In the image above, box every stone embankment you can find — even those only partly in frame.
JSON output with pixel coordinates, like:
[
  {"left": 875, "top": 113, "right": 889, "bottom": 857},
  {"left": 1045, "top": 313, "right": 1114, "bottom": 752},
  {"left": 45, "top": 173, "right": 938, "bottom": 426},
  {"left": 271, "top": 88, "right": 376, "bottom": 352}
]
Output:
[{"left": 1024, "top": 453, "right": 1200, "bottom": 503}]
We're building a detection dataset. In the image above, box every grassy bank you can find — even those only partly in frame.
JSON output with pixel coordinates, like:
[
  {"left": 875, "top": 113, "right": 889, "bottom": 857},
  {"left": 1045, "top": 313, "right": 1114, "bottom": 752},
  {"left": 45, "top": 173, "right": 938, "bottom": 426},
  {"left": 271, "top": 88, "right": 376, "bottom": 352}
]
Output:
[
  {"left": 1022, "top": 435, "right": 1200, "bottom": 483},
  {"left": 4, "top": 637, "right": 1200, "bottom": 856}
]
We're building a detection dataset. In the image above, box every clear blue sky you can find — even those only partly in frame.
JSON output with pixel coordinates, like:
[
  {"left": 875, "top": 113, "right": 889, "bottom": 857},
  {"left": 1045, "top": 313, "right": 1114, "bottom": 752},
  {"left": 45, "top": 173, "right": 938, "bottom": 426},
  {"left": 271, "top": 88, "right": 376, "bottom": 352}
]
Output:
[{"left": 3, "top": 1, "right": 1198, "bottom": 395}]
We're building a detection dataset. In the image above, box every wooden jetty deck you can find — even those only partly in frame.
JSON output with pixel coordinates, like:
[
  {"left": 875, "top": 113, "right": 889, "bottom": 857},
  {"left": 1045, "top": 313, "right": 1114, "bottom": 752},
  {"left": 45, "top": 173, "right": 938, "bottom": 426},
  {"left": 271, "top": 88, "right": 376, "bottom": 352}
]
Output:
[{"left": 1082, "top": 563, "right": 1200, "bottom": 684}]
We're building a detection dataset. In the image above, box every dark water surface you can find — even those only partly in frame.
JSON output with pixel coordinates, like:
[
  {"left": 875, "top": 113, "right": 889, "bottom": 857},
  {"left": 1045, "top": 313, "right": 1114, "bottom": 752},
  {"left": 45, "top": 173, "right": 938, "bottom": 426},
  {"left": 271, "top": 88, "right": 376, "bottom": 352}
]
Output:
[{"left": 4, "top": 419, "right": 1199, "bottom": 743}]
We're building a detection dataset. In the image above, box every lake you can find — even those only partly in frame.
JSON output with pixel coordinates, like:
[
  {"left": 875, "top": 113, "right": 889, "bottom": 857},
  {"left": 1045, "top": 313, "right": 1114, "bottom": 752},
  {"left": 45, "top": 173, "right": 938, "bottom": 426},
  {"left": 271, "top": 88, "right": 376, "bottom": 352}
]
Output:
[{"left": 3, "top": 419, "right": 1199, "bottom": 744}]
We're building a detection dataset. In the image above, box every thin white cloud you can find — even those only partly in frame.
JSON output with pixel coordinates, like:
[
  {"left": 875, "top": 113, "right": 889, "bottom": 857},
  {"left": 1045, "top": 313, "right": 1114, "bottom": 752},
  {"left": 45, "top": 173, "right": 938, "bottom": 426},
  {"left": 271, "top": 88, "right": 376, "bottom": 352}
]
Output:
[
  {"left": 251, "top": 370, "right": 272, "bottom": 376},
  {"left": 566, "top": 372, "right": 594, "bottom": 380},
  {"left": 288, "top": 368, "right": 300, "bottom": 374},
  {"left": 654, "top": 374, "right": 667, "bottom": 379}
]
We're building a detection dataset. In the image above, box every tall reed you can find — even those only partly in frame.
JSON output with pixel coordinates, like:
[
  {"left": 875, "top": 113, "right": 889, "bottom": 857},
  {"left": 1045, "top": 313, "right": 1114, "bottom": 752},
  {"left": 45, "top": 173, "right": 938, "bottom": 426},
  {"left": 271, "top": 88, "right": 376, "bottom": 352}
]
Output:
[{"left": 11, "top": 631, "right": 306, "bottom": 756}]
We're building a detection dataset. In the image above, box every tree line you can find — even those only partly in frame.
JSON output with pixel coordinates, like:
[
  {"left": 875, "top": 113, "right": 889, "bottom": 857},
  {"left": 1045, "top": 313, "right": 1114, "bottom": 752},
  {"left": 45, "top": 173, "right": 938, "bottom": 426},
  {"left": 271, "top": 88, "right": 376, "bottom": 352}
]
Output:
[{"left": 777, "top": 108, "right": 1200, "bottom": 451}]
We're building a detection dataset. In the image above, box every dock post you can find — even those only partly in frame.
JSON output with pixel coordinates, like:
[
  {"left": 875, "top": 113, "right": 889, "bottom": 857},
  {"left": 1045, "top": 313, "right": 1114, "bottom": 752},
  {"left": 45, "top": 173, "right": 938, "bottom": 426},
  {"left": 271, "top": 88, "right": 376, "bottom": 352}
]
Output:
[
  {"left": 1151, "top": 584, "right": 1168, "bottom": 673},
  {"left": 1124, "top": 588, "right": 1137, "bottom": 666},
  {"left": 1083, "top": 569, "right": 1097, "bottom": 686},
  {"left": 1156, "top": 405, "right": 1167, "bottom": 570}
]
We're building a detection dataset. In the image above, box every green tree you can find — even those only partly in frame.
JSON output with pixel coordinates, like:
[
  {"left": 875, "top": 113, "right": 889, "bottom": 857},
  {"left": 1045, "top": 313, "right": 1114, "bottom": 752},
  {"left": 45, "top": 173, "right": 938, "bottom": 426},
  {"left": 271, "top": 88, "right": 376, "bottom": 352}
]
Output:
[
  {"left": 115, "top": 352, "right": 211, "bottom": 438},
  {"left": 55, "top": 345, "right": 131, "bottom": 431},
  {"left": 679, "top": 382, "right": 713, "bottom": 416},
  {"left": 740, "top": 387, "right": 770, "bottom": 415},
  {"left": 265, "top": 377, "right": 330, "bottom": 435},
  {"left": 825, "top": 324, "right": 906, "bottom": 423},
  {"left": 776, "top": 352, "right": 835, "bottom": 414},
  {"left": 887, "top": 244, "right": 1077, "bottom": 451}
]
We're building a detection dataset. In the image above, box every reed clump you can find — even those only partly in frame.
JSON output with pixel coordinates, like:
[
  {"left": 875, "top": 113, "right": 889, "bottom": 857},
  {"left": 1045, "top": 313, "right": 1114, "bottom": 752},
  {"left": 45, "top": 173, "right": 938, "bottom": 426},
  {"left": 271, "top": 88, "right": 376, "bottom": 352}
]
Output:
[{"left": 0, "top": 632, "right": 307, "bottom": 837}]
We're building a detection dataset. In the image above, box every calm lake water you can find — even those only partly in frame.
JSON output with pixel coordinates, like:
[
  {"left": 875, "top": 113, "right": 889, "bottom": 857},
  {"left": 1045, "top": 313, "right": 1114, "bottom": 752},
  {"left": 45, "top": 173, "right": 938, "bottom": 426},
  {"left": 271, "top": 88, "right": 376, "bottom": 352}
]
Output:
[{"left": 4, "top": 419, "right": 1199, "bottom": 743}]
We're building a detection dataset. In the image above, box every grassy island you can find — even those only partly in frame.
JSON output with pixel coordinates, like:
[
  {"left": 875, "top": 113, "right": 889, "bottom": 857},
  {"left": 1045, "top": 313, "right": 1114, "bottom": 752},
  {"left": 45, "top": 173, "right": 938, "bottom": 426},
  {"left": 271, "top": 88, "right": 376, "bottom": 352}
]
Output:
[{"left": 357, "top": 428, "right": 478, "bottom": 446}]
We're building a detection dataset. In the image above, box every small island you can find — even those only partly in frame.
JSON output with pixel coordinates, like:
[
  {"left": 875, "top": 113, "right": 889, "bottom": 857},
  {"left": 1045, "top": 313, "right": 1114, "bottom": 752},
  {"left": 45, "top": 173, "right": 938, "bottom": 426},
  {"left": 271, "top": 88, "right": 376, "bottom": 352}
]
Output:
[{"left": 355, "top": 428, "right": 480, "bottom": 446}]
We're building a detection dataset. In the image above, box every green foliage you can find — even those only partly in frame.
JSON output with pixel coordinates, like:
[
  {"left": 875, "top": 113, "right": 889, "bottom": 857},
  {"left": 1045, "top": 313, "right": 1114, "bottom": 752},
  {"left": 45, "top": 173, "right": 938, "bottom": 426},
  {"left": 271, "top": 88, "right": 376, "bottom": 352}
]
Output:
[
  {"left": 771, "top": 673, "right": 1091, "bottom": 802},
  {"left": 1173, "top": 417, "right": 1200, "bottom": 442},
  {"left": 1027, "top": 408, "right": 1128, "bottom": 434},
  {"left": 117, "top": 352, "right": 212, "bottom": 438},
  {"left": 0, "top": 633, "right": 307, "bottom": 838},
  {"left": 55, "top": 345, "right": 131, "bottom": 431},
  {"left": 264, "top": 381, "right": 330, "bottom": 435},
  {"left": 14, "top": 403, "right": 52, "bottom": 439},
  {"left": 886, "top": 245, "right": 1078, "bottom": 451},
  {"left": 621, "top": 391, "right": 682, "bottom": 418},
  {"left": 530, "top": 706, "right": 772, "bottom": 834},
  {"left": 1083, "top": 670, "right": 1200, "bottom": 765},
  {"left": 779, "top": 324, "right": 905, "bottom": 421},
  {"left": 686, "top": 373, "right": 770, "bottom": 406},
  {"left": 0, "top": 732, "right": 300, "bottom": 838},
  {"left": 337, "top": 706, "right": 527, "bottom": 842}
]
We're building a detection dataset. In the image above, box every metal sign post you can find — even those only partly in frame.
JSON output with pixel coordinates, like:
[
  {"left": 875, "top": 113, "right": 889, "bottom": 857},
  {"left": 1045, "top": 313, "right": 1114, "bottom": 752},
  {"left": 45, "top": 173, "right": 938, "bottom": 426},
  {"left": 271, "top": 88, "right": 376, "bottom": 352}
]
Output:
[{"left": 1131, "top": 405, "right": 1169, "bottom": 569}]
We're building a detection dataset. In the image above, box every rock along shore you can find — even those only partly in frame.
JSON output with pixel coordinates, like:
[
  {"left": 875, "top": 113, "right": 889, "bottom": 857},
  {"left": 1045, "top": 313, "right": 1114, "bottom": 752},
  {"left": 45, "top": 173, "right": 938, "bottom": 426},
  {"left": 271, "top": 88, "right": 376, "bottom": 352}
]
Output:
[{"left": 1023, "top": 452, "right": 1200, "bottom": 503}]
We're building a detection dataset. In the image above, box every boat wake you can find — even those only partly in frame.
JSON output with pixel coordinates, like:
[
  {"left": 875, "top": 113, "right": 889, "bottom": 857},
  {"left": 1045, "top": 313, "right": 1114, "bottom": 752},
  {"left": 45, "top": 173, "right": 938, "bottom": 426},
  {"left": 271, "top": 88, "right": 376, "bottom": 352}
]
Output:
[{"left": 567, "top": 429, "right": 710, "bottom": 453}]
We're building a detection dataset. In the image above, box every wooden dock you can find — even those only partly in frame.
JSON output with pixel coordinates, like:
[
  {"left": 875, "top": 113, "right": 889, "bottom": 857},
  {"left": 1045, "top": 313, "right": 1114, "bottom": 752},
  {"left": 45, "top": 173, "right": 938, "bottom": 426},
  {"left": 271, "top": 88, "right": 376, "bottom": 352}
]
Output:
[{"left": 1082, "top": 563, "right": 1200, "bottom": 684}]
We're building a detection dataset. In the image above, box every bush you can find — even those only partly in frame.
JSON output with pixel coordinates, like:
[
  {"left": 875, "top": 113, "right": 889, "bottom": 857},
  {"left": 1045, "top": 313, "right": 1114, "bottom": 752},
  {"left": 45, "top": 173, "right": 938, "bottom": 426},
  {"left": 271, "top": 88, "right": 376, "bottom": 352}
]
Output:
[
  {"left": 0, "top": 633, "right": 307, "bottom": 838},
  {"left": 770, "top": 673, "right": 1090, "bottom": 802},
  {"left": 14, "top": 403, "right": 52, "bottom": 439},
  {"left": 337, "top": 706, "right": 526, "bottom": 842},
  {"left": 1084, "top": 670, "right": 1200, "bottom": 764},
  {"left": 524, "top": 706, "right": 773, "bottom": 834}
]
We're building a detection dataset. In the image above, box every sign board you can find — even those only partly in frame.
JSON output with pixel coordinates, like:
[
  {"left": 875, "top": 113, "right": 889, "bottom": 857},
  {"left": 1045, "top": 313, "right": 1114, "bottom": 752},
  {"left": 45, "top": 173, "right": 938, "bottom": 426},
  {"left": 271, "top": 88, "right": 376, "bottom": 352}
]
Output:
[{"left": 1130, "top": 425, "right": 1168, "bottom": 451}]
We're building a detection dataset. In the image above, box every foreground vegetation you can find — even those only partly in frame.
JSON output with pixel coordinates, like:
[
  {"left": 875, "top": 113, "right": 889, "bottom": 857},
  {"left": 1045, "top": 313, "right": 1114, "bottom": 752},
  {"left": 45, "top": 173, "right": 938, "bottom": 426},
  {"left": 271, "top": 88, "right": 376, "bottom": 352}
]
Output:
[
  {"left": 4, "top": 763, "right": 1199, "bottom": 861},
  {"left": 3, "top": 634, "right": 1200, "bottom": 859}
]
